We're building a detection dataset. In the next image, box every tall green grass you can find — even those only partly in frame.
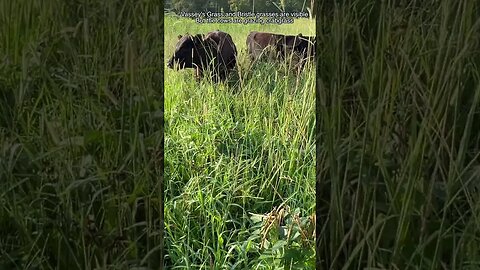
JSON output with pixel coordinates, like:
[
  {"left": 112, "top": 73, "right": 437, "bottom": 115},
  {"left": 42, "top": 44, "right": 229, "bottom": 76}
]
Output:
[
  {"left": 318, "top": 0, "right": 480, "bottom": 269},
  {"left": 1, "top": 1, "right": 163, "bottom": 269},
  {"left": 164, "top": 15, "right": 315, "bottom": 268}
]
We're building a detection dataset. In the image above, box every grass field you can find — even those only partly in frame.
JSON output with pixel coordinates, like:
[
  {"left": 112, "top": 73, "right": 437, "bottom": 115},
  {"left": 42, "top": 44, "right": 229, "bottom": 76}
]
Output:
[
  {"left": 8, "top": 0, "right": 479, "bottom": 269},
  {"left": 317, "top": 0, "right": 480, "bottom": 268},
  {"left": 0, "top": 1, "right": 315, "bottom": 268},
  {"left": 164, "top": 14, "right": 315, "bottom": 269}
]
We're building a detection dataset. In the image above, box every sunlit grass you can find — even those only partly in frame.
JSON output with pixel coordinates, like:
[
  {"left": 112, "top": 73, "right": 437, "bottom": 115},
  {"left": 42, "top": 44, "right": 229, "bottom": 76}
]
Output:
[{"left": 164, "top": 14, "right": 315, "bottom": 269}]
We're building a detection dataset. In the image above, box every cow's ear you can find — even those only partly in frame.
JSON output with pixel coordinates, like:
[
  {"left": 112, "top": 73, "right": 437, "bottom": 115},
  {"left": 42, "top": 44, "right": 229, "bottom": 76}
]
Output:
[
  {"left": 298, "top": 33, "right": 303, "bottom": 37},
  {"left": 178, "top": 35, "right": 182, "bottom": 39}
]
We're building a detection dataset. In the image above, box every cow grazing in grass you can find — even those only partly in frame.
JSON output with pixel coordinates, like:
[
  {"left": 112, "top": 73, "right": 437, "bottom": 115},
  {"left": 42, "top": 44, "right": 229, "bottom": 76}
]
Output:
[
  {"left": 246, "top": 31, "right": 283, "bottom": 61},
  {"left": 167, "top": 30, "right": 237, "bottom": 82},
  {"left": 283, "top": 34, "right": 316, "bottom": 70},
  {"left": 246, "top": 31, "right": 315, "bottom": 69}
]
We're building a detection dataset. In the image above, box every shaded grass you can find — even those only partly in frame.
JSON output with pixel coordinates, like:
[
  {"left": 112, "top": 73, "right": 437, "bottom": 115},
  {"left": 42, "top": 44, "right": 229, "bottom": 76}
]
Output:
[
  {"left": 317, "top": 0, "right": 480, "bottom": 269},
  {"left": 164, "top": 14, "right": 315, "bottom": 269},
  {"left": 1, "top": 0, "right": 163, "bottom": 269}
]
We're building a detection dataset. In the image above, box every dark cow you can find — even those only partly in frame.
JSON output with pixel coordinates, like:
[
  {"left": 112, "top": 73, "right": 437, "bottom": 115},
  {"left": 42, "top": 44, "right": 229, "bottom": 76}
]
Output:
[
  {"left": 284, "top": 35, "right": 315, "bottom": 58},
  {"left": 205, "top": 30, "right": 238, "bottom": 71},
  {"left": 167, "top": 30, "right": 237, "bottom": 82},
  {"left": 281, "top": 34, "right": 316, "bottom": 69},
  {"left": 246, "top": 31, "right": 315, "bottom": 69}
]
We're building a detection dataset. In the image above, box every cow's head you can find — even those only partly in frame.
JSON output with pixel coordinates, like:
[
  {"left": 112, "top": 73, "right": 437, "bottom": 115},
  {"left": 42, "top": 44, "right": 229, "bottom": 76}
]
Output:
[
  {"left": 277, "top": 34, "right": 302, "bottom": 56},
  {"left": 167, "top": 34, "right": 205, "bottom": 69},
  {"left": 301, "top": 36, "right": 316, "bottom": 57},
  {"left": 291, "top": 35, "right": 316, "bottom": 57}
]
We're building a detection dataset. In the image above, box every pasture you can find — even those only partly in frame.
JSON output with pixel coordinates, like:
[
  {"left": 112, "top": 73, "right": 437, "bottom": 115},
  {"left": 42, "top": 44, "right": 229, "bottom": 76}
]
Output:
[{"left": 164, "top": 14, "right": 315, "bottom": 268}]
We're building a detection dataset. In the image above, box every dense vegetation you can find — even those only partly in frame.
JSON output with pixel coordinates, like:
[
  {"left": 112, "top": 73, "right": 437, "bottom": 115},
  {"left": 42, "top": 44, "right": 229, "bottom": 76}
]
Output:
[
  {"left": 317, "top": 0, "right": 480, "bottom": 269},
  {"left": 164, "top": 14, "right": 315, "bottom": 269},
  {"left": 6, "top": 0, "right": 478, "bottom": 269},
  {"left": 1, "top": 0, "right": 163, "bottom": 269},
  {"left": 0, "top": 0, "right": 315, "bottom": 268}
]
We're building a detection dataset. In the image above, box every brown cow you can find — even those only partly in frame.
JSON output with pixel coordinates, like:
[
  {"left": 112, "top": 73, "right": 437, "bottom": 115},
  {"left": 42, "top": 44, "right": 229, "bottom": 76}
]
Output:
[
  {"left": 246, "top": 31, "right": 315, "bottom": 69},
  {"left": 246, "top": 31, "right": 282, "bottom": 61},
  {"left": 167, "top": 30, "right": 237, "bottom": 82}
]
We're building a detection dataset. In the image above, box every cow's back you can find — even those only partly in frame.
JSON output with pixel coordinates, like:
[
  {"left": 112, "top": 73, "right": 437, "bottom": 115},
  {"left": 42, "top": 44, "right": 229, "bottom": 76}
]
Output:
[
  {"left": 246, "top": 31, "right": 279, "bottom": 60},
  {"left": 205, "top": 30, "right": 237, "bottom": 69}
]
